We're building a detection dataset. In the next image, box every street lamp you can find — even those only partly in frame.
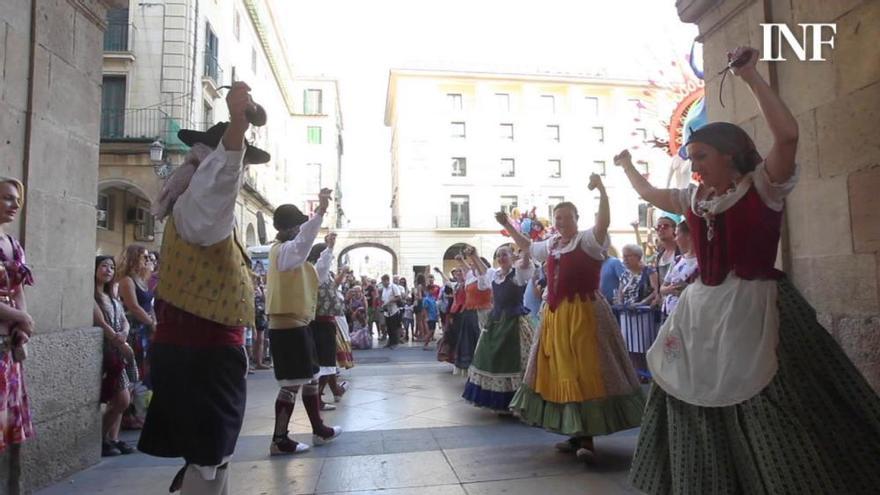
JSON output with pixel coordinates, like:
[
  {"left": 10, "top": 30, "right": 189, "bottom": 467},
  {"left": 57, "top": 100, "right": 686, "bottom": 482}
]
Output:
[{"left": 149, "top": 139, "right": 173, "bottom": 178}]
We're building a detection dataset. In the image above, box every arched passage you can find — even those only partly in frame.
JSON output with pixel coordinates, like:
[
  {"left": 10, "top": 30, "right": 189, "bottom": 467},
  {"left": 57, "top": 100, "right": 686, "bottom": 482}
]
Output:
[
  {"left": 96, "top": 179, "right": 158, "bottom": 256},
  {"left": 338, "top": 242, "right": 399, "bottom": 278},
  {"left": 440, "top": 242, "right": 476, "bottom": 275}
]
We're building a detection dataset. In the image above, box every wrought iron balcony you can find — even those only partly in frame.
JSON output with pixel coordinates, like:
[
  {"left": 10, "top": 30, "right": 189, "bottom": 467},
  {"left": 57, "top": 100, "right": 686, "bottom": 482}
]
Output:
[
  {"left": 101, "top": 107, "right": 174, "bottom": 142},
  {"left": 203, "top": 53, "right": 223, "bottom": 85},
  {"left": 103, "top": 22, "right": 133, "bottom": 52}
]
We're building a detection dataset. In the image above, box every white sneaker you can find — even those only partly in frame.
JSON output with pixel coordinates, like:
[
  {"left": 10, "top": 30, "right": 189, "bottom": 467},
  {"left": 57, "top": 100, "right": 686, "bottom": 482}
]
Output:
[
  {"left": 320, "top": 403, "right": 337, "bottom": 411},
  {"left": 269, "top": 438, "right": 311, "bottom": 456},
  {"left": 313, "top": 426, "right": 343, "bottom": 446}
]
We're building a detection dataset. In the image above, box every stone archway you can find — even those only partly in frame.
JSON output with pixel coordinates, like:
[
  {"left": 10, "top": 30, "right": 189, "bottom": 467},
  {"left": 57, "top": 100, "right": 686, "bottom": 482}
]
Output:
[
  {"left": 338, "top": 242, "right": 399, "bottom": 277},
  {"left": 440, "top": 242, "right": 476, "bottom": 275},
  {"left": 96, "top": 179, "right": 158, "bottom": 256}
]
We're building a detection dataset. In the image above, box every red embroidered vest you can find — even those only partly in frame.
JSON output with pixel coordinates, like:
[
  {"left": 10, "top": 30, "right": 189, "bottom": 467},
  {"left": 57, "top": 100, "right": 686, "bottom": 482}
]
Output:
[
  {"left": 686, "top": 186, "right": 783, "bottom": 286},
  {"left": 546, "top": 246, "right": 602, "bottom": 311}
]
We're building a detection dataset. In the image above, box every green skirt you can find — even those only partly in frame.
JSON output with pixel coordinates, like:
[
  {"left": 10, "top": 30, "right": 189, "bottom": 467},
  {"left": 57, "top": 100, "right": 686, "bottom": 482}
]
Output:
[
  {"left": 510, "top": 384, "right": 645, "bottom": 437},
  {"left": 629, "top": 278, "right": 880, "bottom": 494}
]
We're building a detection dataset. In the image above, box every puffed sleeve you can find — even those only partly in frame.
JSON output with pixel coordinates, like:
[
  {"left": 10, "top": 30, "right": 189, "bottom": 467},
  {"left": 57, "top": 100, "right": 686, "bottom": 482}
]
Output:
[
  {"left": 529, "top": 239, "right": 550, "bottom": 263},
  {"left": 753, "top": 163, "right": 799, "bottom": 212},
  {"left": 578, "top": 228, "right": 609, "bottom": 261}
]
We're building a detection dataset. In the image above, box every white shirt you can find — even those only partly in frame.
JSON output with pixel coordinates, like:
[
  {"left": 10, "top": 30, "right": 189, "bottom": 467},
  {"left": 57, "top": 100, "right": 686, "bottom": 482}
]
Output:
[
  {"left": 274, "top": 214, "right": 324, "bottom": 272},
  {"left": 380, "top": 283, "right": 403, "bottom": 316},
  {"left": 530, "top": 227, "right": 607, "bottom": 263},
  {"left": 478, "top": 261, "right": 534, "bottom": 290},
  {"left": 314, "top": 247, "right": 334, "bottom": 283},
  {"left": 173, "top": 142, "right": 245, "bottom": 246}
]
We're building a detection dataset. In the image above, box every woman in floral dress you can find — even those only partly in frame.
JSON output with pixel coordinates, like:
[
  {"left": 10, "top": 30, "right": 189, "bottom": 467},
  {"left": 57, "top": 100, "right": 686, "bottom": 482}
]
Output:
[{"left": 0, "top": 177, "right": 35, "bottom": 494}]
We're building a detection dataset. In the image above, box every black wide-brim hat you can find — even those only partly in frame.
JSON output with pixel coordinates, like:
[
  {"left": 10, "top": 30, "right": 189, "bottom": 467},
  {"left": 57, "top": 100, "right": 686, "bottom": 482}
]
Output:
[
  {"left": 178, "top": 122, "right": 271, "bottom": 164},
  {"left": 274, "top": 204, "right": 309, "bottom": 230}
]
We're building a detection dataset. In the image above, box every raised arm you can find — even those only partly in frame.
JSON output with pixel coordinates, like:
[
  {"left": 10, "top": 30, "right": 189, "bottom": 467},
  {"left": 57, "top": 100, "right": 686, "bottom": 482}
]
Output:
[
  {"left": 588, "top": 173, "right": 609, "bottom": 246},
  {"left": 731, "top": 46, "right": 798, "bottom": 183},
  {"left": 432, "top": 267, "right": 450, "bottom": 285},
  {"left": 495, "top": 212, "right": 531, "bottom": 253},
  {"left": 614, "top": 150, "right": 684, "bottom": 215}
]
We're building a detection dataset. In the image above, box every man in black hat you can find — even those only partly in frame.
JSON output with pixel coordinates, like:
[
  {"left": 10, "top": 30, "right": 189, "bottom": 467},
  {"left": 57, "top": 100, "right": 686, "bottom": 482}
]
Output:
[
  {"left": 138, "top": 82, "right": 267, "bottom": 495},
  {"left": 264, "top": 190, "right": 343, "bottom": 456}
]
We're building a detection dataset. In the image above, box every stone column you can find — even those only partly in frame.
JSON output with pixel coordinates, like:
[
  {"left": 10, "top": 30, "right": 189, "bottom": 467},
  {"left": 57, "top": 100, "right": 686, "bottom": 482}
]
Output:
[
  {"left": 0, "top": 0, "right": 126, "bottom": 492},
  {"left": 676, "top": 0, "right": 880, "bottom": 391}
]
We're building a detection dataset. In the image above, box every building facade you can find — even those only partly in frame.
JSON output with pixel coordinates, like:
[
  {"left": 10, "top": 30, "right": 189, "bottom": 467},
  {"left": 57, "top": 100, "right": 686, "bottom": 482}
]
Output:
[
  {"left": 384, "top": 68, "right": 674, "bottom": 277},
  {"left": 97, "top": 0, "right": 303, "bottom": 256},
  {"left": 677, "top": 0, "right": 880, "bottom": 392},
  {"left": 290, "top": 77, "right": 344, "bottom": 228}
]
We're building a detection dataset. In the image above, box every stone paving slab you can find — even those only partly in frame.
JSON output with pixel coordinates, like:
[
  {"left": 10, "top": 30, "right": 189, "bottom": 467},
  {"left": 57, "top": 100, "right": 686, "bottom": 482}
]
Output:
[{"left": 36, "top": 346, "right": 640, "bottom": 494}]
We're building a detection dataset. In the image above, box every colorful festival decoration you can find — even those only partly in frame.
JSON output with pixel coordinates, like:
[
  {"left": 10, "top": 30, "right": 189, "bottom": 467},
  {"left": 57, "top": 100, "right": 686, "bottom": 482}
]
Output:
[{"left": 501, "top": 207, "right": 556, "bottom": 241}]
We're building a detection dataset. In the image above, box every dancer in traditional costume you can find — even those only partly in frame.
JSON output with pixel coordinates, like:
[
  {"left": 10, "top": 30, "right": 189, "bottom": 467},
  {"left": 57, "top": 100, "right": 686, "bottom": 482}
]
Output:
[
  {"left": 454, "top": 249, "right": 493, "bottom": 374},
  {"left": 309, "top": 239, "right": 350, "bottom": 409},
  {"left": 502, "top": 174, "right": 644, "bottom": 461},
  {"left": 462, "top": 245, "right": 534, "bottom": 412},
  {"left": 624, "top": 46, "right": 880, "bottom": 494},
  {"left": 139, "top": 83, "right": 270, "bottom": 494},
  {"left": 265, "top": 193, "right": 342, "bottom": 457}
]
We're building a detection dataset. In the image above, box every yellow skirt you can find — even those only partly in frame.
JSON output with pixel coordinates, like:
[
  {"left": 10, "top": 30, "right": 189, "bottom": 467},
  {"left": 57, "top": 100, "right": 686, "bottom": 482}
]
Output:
[{"left": 534, "top": 295, "right": 638, "bottom": 404}]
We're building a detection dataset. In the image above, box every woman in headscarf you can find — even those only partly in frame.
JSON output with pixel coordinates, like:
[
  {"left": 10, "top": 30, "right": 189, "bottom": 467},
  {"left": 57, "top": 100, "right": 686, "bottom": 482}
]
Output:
[{"left": 621, "top": 46, "right": 880, "bottom": 493}]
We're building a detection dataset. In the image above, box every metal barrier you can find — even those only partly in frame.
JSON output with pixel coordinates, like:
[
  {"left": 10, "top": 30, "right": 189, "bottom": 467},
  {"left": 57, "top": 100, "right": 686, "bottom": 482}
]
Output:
[{"left": 614, "top": 304, "right": 661, "bottom": 381}]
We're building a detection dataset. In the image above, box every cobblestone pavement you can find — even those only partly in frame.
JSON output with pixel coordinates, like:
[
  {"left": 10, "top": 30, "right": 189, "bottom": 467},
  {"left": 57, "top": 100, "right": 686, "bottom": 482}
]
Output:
[{"left": 37, "top": 340, "right": 640, "bottom": 494}]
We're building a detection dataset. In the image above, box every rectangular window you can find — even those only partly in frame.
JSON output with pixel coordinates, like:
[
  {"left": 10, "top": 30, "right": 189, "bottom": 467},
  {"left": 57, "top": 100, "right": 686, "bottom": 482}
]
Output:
[
  {"left": 495, "top": 93, "right": 510, "bottom": 111},
  {"left": 628, "top": 98, "right": 643, "bottom": 118},
  {"left": 204, "top": 23, "right": 220, "bottom": 83},
  {"left": 634, "top": 127, "right": 648, "bottom": 143},
  {"left": 306, "top": 163, "right": 322, "bottom": 191},
  {"left": 202, "top": 103, "right": 213, "bottom": 130},
  {"left": 593, "top": 160, "right": 607, "bottom": 176},
  {"left": 133, "top": 205, "right": 155, "bottom": 242},
  {"left": 104, "top": 8, "right": 130, "bottom": 51},
  {"left": 97, "top": 193, "right": 111, "bottom": 230},
  {"left": 499, "top": 123, "right": 514, "bottom": 141},
  {"left": 450, "top": 195, "right": 470, "bottom": 228},
  {"left": 251, "top": 47, "right": 257, "bottom": 74},
  {"left": 233, "top": 10, "right": 241, "bottom": 40},
  {"left": 584, "top": 96, "right": 599, "bottom": 117},
  {"left": 304, "top": 89, "right": 323, "bottom": 115},
  {"left": 541, "top": 95, "right": 556, "bottom": 113},
  {"left": 592, "top": 126, "right": 605, "bottom": 143},
  {"left": 546, "top": 124, "right": 560, "bottom": 142},
  {"left": 547, "top": 195, "right": 565, "bottom": 219},
  {"left": 447, "top": 93, "right": 462, "bottom": 110},
  {"left": 548, "top": 159, "right": 561, "bottom": 178},
  {"left": 307, "top": 126, "right": 322, "bottom": 144},
  {"left": 500, "top": 195, "right": 518, "bottom": 215},
  {"left": 100, "top": 75, "right": 126, "bottom": 138},
  {"left": 451, "top": 157, "right": 467, "bottom": 177},
  {"left": 500, "top": 158, "right": 515, "bottom": 177},
  {"left": 636, "top": 160, "right": 649, "bottom": 175},
  {"left": 450, "top": 121, "right": 466, "bottom": 138}
]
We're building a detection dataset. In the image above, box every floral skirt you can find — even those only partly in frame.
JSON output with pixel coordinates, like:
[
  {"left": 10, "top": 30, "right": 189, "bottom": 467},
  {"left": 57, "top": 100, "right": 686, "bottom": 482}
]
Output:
[
  {"left": 629, "top": 278, "right": 880, "bottom": 494},
  {"left": 462, "top": 315, "right": 533, "bottom": 411},
  {"left": 0, "top": 351, "right": 33, "bottom": 452}
]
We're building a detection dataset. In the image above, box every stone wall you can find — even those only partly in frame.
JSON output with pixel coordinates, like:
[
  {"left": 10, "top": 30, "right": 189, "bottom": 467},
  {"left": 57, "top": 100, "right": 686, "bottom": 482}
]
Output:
[
  {"left": 0, "top": 0, "right": 125, "bottom": 492},
  {"left": 678, "top": 0, "right": 880, "bottom": 390}
]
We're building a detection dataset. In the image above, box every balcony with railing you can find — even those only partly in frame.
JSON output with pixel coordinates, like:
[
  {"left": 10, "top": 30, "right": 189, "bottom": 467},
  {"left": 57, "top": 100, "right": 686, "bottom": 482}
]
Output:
[
  {"left": 104, "top": 22, "right": 134, "bottom": 52},
  {"left": 203, "top": 53, "right": 224, "bottom": 97},
  {"left": 100, "top": 107, "right": 184, "bottom": 149}
]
